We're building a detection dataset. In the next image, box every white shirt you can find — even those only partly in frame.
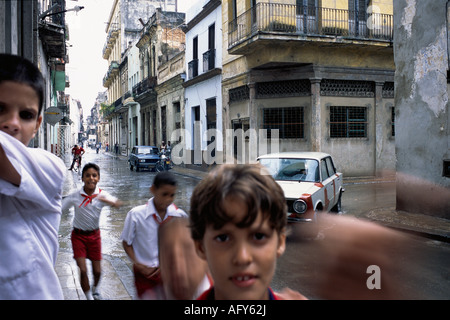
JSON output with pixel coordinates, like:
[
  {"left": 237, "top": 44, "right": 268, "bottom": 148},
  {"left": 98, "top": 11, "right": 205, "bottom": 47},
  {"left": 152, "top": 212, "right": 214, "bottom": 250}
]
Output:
[
  {"left": 0, "top": 130, "right": 65, "bottom": 300},
  {"left": 121, "top": 197, "right": 188, "bottom": 267},
  {"left": 62, "top": 186, "right": 117, "bottom": 231}
]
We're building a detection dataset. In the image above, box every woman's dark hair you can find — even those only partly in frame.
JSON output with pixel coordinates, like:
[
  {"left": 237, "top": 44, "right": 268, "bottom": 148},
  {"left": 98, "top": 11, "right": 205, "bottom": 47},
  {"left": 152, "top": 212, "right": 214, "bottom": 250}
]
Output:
[
  {"left": 0, "top": 53, "right": 45, "bottom": 114},
  {"left": 82, "top": 163, "right": 100, "bottom": 177},
  {"left": 189, "top": 164, "right": 287, "bottom": 241}
]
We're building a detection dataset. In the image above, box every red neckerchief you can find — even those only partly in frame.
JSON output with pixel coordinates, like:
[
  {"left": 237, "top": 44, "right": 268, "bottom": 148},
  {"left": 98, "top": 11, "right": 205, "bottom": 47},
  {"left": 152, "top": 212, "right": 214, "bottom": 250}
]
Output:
[
  {"left": 79, "top": 189, "right": 102, "bottom": 207},
  {"left": 152, "top": 214, "right": 172, "bottom": 225}
]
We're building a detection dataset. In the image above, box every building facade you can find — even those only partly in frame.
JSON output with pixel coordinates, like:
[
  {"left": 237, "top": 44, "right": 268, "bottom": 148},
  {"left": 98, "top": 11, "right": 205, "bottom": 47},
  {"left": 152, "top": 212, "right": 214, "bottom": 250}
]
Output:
[
  {"left": 1, "top": 0, "right": 72, "bottom": 158},
  {"left": 182, "top": 0, "right": 223, "bottom": 167},
  {"left": 221, "top": 0, "right": 395, "bottom": 176},
  {"left": 394, "top": 0, "right": 450, "bottom": 218}
]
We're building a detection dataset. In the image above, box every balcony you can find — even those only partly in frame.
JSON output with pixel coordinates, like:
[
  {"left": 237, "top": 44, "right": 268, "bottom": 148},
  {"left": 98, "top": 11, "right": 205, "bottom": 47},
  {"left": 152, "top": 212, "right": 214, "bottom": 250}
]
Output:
[
  {"left": 102, "top": 61, "right": 119, "bottom": 88},
  {"left": 228, "top": 3, "right": 393, "bottom": 54},
  {"left": 132, "top": 76, "right": 157, "bottom": 97},
  {"left": 188, "top": 59, "right": 199, "bottom": 80},
  {"left": 203, "top": 49, "right": 215, "bottom": 72}
]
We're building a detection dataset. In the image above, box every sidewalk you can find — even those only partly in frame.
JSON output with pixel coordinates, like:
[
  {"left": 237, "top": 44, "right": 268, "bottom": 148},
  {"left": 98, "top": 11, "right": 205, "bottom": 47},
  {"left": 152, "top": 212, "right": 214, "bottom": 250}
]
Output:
[{"left": 55, "top": 158, "right": 450, "bottom": 300}]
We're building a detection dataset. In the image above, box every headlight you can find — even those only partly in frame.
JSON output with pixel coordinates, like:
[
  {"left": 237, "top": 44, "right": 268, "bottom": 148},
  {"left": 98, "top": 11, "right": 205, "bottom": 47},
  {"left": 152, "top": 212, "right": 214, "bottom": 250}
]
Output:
[
  {"left": 293, "top": 199, "right": 307, "bottom": 213},
  {"left": 139, "top": 159, "right": 146, "bottom": 163}
]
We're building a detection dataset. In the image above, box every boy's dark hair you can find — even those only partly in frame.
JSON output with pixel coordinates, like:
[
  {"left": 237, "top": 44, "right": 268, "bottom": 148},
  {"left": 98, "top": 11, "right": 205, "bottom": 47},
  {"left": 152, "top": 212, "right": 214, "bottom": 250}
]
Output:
[
  {"left": 189, "top": 164, "right": 287, "bottom": 241},
  {"left": 0, "top": 54, "right": 45, "bottom": 114},
  {"left": 153, "top": 171, "right": 178, "bottom": 188},
  {"left": 82, "top": 163, "right": 100, "bottom": 177}
]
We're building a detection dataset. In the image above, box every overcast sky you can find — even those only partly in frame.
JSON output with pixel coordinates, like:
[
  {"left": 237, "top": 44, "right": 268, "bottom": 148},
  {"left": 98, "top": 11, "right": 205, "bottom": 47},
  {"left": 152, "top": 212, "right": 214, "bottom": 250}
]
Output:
[{"left": 65, "top": 0, "right": 198, "bottom": 114}]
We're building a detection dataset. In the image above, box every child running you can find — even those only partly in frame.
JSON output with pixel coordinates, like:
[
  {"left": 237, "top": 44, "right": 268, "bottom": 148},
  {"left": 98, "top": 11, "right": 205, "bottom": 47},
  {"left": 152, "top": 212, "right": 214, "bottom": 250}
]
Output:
[
  {"left": 62, "top": 163, "right": 122, "bottom": 300},
  {"left": 189, "top": 164, "right": 307, "bottom": 300},
  {"left": 121, "top": 171, "right": 188, "bottom": 299},
  {"left": 0, "top": 53, "right": 66, "bottom": 299}
]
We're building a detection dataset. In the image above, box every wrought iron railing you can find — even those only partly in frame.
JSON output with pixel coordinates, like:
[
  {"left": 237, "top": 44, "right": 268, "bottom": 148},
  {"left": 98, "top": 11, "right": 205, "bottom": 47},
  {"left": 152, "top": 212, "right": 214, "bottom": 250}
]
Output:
[
  {"left": 188, "top": 59, "right": 199, "bottom": 79},
  {"left": 203, "top": 49, "right": 216, "bottom": 72},
  {"left": 132, "top": 76, "right": 157, "bottom": 97},
  {"left": 229, "top": 3, "right": 393, "bottom": 48}
]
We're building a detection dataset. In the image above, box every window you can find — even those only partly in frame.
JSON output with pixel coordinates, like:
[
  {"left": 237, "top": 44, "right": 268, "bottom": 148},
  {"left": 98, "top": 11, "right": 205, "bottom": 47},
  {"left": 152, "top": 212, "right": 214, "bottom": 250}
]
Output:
[
  {"left": 330, "top": 106, "right": 367, "bottom": 138},
  {"left": 391, "top": 107, "right": 395, "bottom": 137},
  {"left": 263, "top": 107, "right": 304, "bottom": 139}
]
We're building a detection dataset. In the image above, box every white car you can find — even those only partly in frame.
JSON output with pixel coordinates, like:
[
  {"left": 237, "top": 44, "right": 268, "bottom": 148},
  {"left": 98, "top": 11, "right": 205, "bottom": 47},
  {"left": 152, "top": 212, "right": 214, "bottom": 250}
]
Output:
[{"left": 257, "top": 152, "right": 344, "bottom": 223}]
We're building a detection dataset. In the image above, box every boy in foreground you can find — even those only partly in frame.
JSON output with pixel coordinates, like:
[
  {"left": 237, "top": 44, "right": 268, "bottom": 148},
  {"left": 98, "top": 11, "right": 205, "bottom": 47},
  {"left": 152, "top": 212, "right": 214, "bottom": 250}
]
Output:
[
  {"left": 121, "top": 171, "right": 188, "bottom": 299},
  {"left": 0, "top": 54, "right": 66, "bottom": 299},
  {"left": 189, "top": 164, "right": 306, "bottom": 300}
]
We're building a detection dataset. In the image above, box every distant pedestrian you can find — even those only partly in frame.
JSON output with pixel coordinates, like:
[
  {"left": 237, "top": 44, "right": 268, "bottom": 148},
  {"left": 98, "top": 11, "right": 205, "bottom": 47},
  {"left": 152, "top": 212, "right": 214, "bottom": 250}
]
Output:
[
  {"left": 62, "top": 163, "right": 123, "bottom": 300},
  {"left": 121, "top": 171, "right": 188, "bottom": 299},
  {"left": 115, "top": 143, "right": 118, "bottom": 155},
  {"left": 0, "top": 53, "right": 66, "bottom": 299},
  {"left": 69, "top": 144, "right": 85, "bottom": 170}
]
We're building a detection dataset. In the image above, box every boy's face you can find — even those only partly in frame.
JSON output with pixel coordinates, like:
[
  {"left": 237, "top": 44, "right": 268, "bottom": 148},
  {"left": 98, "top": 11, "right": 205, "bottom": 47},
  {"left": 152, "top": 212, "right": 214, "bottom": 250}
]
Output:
[
  {"left": 82, "top": 168, "right": 100, "bottom": 193},
  {"left": 0, "top": 81, "right": 42, "bottom": 146},
  {"left": 195, "top": 196, "right": 286, "bottom": 300},
  {"left": 150, "top": 184, "right": 177, "bottom": 212}
]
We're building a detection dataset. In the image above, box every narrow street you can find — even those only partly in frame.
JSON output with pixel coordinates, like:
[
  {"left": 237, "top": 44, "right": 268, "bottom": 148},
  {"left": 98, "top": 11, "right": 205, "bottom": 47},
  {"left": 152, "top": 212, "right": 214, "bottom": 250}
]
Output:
[{"left": 58, "top": 148, "right": 450, "bottom": 300}]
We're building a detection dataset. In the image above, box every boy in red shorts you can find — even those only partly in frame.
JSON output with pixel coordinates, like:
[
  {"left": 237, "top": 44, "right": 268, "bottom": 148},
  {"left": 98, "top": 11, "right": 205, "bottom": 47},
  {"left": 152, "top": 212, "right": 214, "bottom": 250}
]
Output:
[{"left": 62, "top": 163, "right": 122, "bottom": 300}]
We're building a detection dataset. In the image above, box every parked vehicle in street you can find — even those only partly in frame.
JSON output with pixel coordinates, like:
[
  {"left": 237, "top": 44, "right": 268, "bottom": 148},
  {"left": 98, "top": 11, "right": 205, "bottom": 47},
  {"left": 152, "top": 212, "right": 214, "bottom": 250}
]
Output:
[
  {"left": 129, "top": 146, "right": 160, "bottom": 172},
  {"left": 257, "top": 152, "right": 344, "bottom": 224}
]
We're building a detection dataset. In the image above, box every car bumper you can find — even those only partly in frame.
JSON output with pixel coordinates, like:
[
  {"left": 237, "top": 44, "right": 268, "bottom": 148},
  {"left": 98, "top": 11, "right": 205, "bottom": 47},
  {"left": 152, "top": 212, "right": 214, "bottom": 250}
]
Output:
[
  {"left": 136, "top": 162, "right": 158, "bottom": 168},
  {"left": 287, "top": 216, "right": 314, "bottom": 223}
]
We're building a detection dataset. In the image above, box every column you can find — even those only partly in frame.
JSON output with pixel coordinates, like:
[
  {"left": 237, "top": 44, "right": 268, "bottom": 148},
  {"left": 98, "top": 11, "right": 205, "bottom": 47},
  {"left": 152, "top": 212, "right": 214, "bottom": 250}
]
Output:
[{"left": 310, "top": 78, "right": 322, "bottom": 152}]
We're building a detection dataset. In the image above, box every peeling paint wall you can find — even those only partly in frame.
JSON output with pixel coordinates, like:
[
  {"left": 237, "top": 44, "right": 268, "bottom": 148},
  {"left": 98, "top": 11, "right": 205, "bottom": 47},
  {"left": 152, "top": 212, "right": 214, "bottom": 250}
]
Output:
[{"left": 394, "top": 0, "right": 450, "bottom": 218}]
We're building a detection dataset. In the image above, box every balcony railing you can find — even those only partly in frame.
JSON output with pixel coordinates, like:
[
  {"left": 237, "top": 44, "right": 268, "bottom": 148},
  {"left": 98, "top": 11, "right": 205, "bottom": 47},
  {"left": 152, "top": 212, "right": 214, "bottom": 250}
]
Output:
[
  {"left": 132, "top": 76, "right": 157, "bottom": 97},
  {"left": 228, "top": 3, "right": 393, "bottom": 48},
  {"left": 188, "top": 59, "right": 199, "bottom": 80},
  {"left": 203, "top": 49, "right": 216, "bottom": 72}
]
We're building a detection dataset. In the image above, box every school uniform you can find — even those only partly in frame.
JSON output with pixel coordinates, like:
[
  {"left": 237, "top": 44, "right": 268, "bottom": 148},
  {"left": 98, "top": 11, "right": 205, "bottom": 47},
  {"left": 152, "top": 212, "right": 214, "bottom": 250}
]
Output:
[
  {"left": 121, "top": 197, "right": 188, "bottom": 298},
  {"left": 0, "top": 130, "right": 66, "bottom": 300},
  {"left": 62, "top": 186, "right": 117, "bottom": 260}
]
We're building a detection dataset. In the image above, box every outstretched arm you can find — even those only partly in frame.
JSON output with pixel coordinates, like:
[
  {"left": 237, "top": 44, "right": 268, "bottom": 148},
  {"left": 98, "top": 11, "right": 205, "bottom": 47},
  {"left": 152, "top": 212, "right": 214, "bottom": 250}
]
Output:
[{"left": 0, "top": 144, "right": 20, "bottom": 186}]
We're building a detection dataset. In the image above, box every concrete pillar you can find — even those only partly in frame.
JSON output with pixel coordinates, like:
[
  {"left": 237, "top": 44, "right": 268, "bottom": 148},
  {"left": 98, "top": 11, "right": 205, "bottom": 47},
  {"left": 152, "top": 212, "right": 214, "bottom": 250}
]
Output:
[{"left": 310, "top": 78, "right": 322, "bottom": 152}]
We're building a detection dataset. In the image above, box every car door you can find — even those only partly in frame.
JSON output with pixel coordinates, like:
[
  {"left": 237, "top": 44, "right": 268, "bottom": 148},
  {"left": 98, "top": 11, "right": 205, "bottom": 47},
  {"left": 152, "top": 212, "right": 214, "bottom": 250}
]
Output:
[{"left": 320, "top": 157, "right": 336, "bottom": 211}]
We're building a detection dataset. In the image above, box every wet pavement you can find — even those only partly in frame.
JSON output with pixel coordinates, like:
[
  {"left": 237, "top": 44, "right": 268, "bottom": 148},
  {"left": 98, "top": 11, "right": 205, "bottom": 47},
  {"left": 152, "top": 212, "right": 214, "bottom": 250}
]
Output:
[{"left": 55, "top": 151, "right": 450, "bottom": 300}]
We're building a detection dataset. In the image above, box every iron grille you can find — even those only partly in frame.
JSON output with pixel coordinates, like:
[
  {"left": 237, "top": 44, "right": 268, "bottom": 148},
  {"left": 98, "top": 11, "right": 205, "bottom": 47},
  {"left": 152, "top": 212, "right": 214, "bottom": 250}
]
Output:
[
  {"left": 256, "top": 79, "right": 310, "bottom": 98},
  {"left": 229, "top": 85, "right": 250, "bottom": 103},
  {"left": 321, "top": 79, "right": 374, "bottom": 97},
  {"left": 330, "top": 106, "right": 367, "bottom": 138},
  {"left": 263, "top": 107, "right": 304, "bottom": 139}
]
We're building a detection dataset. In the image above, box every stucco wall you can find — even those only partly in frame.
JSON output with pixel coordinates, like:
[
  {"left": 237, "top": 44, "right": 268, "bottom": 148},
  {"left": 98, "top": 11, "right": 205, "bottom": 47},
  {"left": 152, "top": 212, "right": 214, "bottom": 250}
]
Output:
[{"left": 394, "top": 0, "right": 450, "bottom": 218}]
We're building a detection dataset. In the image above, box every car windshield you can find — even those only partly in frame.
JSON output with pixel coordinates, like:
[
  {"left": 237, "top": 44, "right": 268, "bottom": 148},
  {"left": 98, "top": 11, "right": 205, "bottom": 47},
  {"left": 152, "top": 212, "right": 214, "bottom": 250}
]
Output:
[
  {"left": 137, "top": 147, "right": 158, "bottom": 155},
  {"left": 259, "top": 158, "right": 320, "bottom": 182}
]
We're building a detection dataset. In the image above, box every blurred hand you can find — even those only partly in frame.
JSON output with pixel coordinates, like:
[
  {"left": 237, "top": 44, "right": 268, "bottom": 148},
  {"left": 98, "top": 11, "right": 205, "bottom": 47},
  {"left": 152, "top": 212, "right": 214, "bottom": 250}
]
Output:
[{"left": 304, "top": 214, "right": 412, "bottom": 299}]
